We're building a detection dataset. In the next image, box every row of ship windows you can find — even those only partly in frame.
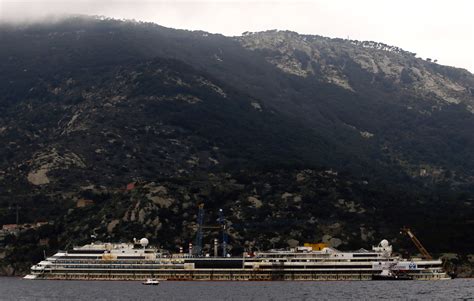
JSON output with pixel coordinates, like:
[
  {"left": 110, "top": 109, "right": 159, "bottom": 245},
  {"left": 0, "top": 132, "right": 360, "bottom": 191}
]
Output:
[
  {"left": 56, "top": 265, "right": 181, "bottom": 269},
  {"left": 56, "top": 259, "right": 153, "bottom": 264},
  {"left": 49, "top": 270, "right": 377, "bottom": 274},
  {"left": 51, "top": 265, "right": 437, "bottom": 270},
  {"left": 58, "top": 256, "right": 146, "bottom": 260},
  {"left": 68, "top": 250, "right": 152, "bottom": 254},
  {"left": 256, "top": 254, "right": 379, "bottom": 258},
  {"left": 50, "top": 263, "right": 441, "bottom": 270},
  {"left": 246, "top": 259, "right": 393, "bottom": 263}
]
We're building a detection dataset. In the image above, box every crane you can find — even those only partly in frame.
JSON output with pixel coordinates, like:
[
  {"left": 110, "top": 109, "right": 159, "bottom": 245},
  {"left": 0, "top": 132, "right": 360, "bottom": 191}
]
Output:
[
  {"left": 218, "top": 209, "right": 228, "bottom": 257},
  {"left": 400, "top": 227, "right": 433, "bottom": 260},
  {"left": 193, "top": 203, "right": 205, "bottom": 255},
  {"left": 193, "top": 204, "right": 229, "bottom": 257}
]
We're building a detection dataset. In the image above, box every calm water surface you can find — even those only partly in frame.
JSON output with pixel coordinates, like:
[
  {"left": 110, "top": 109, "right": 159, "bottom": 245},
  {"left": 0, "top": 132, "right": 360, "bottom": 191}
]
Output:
[{"left": 0, "top": 277, "right": 472, "bottom": 300}]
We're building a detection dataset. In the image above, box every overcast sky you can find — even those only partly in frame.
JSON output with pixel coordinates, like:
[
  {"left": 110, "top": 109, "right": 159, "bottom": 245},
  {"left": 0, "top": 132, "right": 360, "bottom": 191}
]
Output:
[{"left": 1, "top": 0, "right": 473, "bottom": 72}]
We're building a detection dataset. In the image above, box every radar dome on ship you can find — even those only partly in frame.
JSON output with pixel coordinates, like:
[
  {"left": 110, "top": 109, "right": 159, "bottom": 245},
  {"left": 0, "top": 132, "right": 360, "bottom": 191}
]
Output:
[
  {"left": 140, "top": 238, "right": 149, "bottom": 247},
  {"left": 380, "top": 239, "right": 389, "bottom": 247}
]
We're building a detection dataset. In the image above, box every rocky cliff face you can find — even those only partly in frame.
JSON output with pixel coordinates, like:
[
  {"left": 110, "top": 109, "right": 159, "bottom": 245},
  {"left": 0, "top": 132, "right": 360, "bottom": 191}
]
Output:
[
  {"left": 0, "top": 16, "right": 473, "bottom": 275},
  {"left": 239, "top": 30, "right": 474, "bottom": 110}
]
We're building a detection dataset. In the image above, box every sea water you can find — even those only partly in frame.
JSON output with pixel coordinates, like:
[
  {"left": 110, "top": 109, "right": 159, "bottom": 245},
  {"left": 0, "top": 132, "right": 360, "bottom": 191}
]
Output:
[{"left": 0, "top": 277, "right": 472, "bottom": 300}]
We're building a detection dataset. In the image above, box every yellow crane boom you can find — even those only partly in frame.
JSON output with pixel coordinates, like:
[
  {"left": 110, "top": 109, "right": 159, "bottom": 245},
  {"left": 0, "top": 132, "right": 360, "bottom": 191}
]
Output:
[{"left": 400, "top": 227, "right": 433, "bottom": 260}]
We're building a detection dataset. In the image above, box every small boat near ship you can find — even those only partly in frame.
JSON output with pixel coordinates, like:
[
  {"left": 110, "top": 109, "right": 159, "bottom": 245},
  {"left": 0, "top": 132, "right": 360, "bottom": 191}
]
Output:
[{"left": 142, "top": 278, "right": 160, "bottom": 285}]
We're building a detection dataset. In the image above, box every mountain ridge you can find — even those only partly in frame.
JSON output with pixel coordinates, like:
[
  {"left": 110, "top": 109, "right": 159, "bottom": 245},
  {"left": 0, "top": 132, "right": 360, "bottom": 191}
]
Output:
[{"left": 0, "top": 16, "right": 473, "bottom": 276}]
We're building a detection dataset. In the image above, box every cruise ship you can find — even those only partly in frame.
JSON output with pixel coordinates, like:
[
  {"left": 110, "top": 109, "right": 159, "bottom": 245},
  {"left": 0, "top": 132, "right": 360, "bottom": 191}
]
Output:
[{"left": 25, "top": 238, "right": 449, "bottom": 281}]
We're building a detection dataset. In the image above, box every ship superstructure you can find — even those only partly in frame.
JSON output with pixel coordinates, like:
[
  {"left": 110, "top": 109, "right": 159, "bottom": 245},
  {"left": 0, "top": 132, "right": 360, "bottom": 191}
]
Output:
[{"left": 25, "top": 238, "right": 448, "bottom": 281}]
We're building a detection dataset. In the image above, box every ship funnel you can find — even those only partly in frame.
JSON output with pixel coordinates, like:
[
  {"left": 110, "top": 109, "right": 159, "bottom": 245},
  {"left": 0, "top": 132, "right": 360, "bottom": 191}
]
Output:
[{"left": 214, "top": 238, "right": 218, "bottom": 258}]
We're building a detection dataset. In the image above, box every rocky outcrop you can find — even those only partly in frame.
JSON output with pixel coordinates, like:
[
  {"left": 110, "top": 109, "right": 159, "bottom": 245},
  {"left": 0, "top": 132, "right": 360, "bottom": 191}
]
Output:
[
  {"left": 239, "top": 30, "right": 474, "bottom": 111},
  {"left": 26, "top": 148, "right": 86, "bottom": 185}
]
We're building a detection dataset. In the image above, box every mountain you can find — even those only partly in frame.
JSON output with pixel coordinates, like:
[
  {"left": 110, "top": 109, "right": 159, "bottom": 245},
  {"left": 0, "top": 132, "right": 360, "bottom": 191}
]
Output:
[{"left": 0, "top": 16, "right": 473, "bottom": 276}]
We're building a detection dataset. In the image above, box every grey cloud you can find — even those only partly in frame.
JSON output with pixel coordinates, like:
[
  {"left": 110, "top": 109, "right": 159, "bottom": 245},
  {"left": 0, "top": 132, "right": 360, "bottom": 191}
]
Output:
[{"left": 0, "top": 0, "right": 472, "bottom": 72}]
